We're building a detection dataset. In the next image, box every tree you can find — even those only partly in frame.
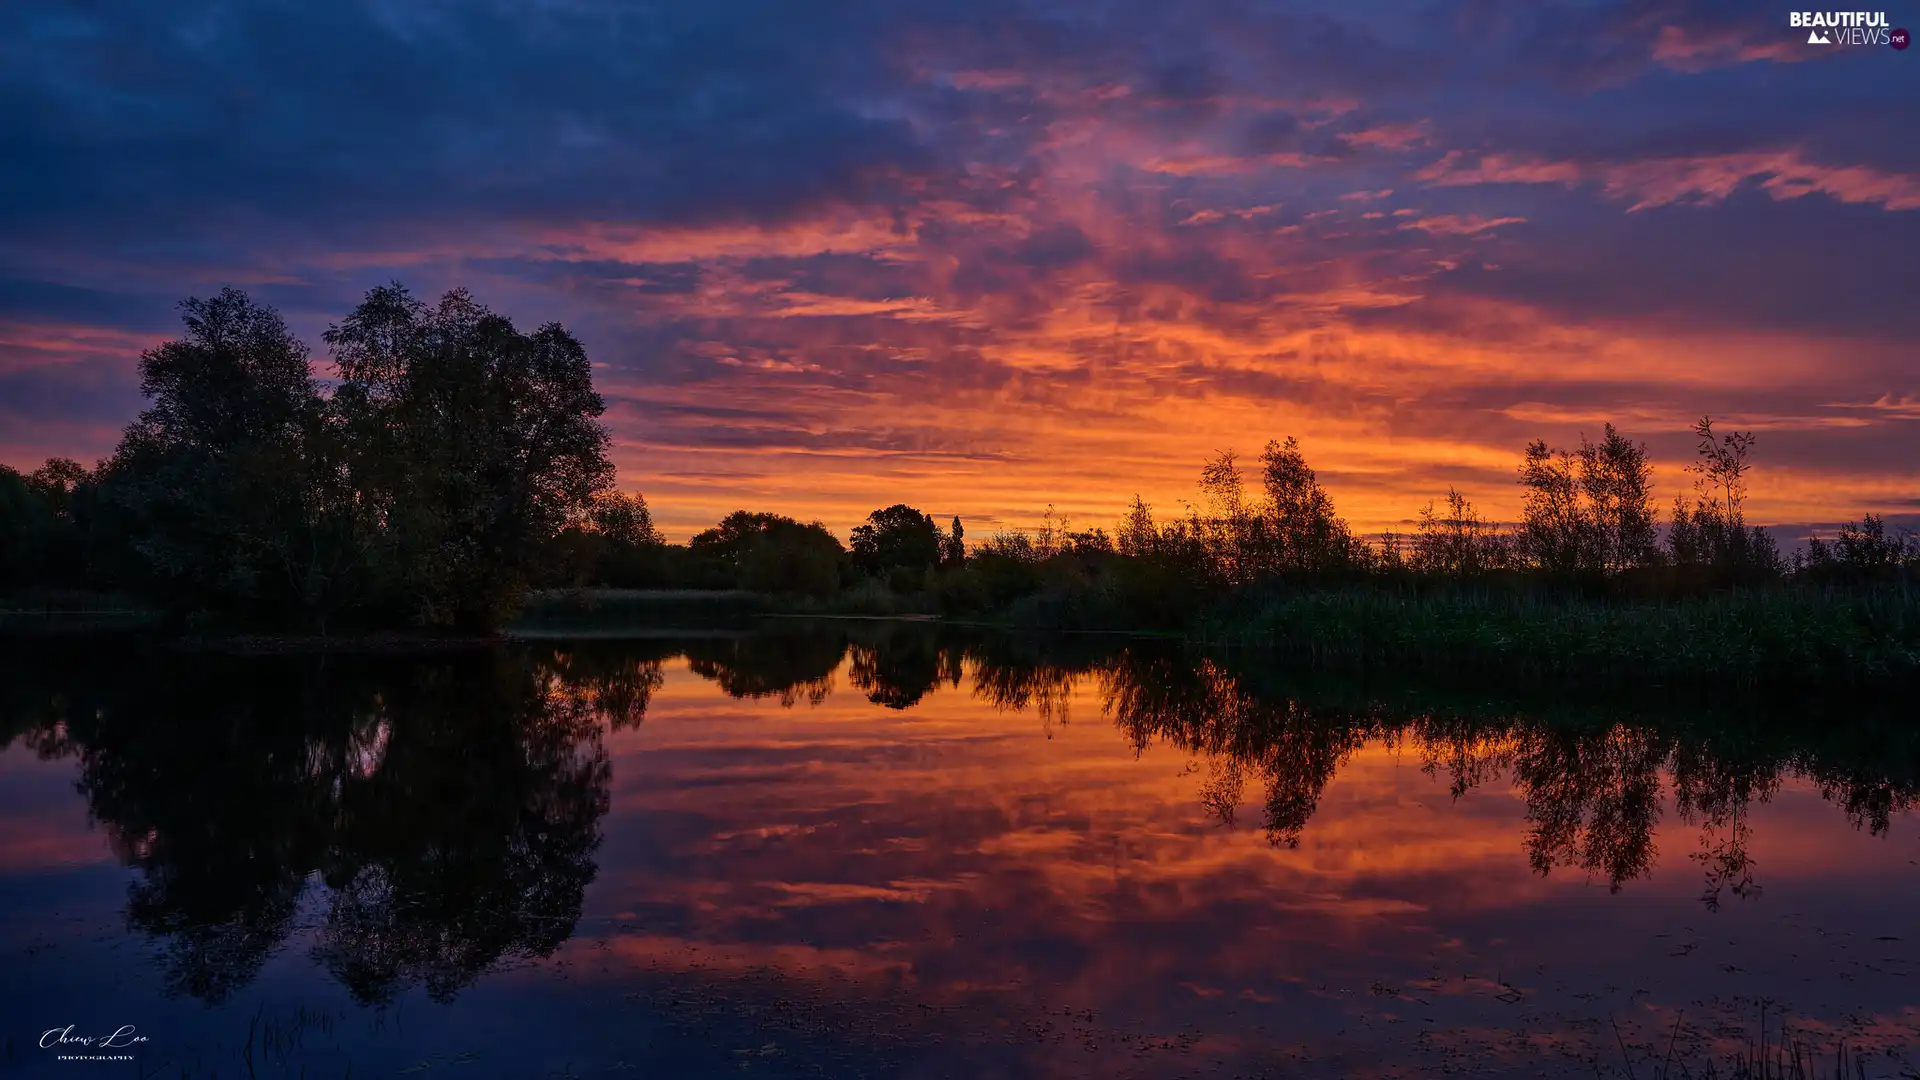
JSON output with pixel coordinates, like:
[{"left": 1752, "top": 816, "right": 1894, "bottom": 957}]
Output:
[
  {"left": 1412, "top": 488, "right": 1503, "bottom": 576},
  {"left": 100, "top": 289, "right": 337, "bottom": 622},
  {"left": 1687, "top": 416, "right": 1755, "bottom": 527},
  {"left": 1258, "top": 437, "right": 1356, "bottom": 572},
  {"left": 1516, "top": 425, "right": 1658, "bottom": 576},
  {"left": 943, "top": 516, "right": 966, "bottom": 568},
  {"left": 324, "top": 285, "right": 614, "bottom": 629},
  {"left": 1667, "top": 416, "right": 1780, "bottom": 578},
  {"left": 25, "top": 458, "right": 88, "bottom": 517},
  {"left": 90, "top": 284, "right": 614, "bottom": 630},
  {"left": 1799, "top": 514, "right": 1918, "bottom": 583},
  {"left": 690, "top": 511, "right": 845, "bottom": 598},
  {"left": 588, "top": 492, "right": 662, "bottom": 547},
  {"left": 1117, "top": 496, "right": 1158, "bottom": 557},
  {"left": 1517, "top": 439, "right": 1591, "bottom": 573},
  {"left": 0, "top": 465, "right": 54, "bottom": 589},
  {"left": 849, "top": 504, "right": 943, "bottom": 578},
  {"left": 1578, "top": 424, "right": 1657, "bottom": 573},
  {"left": 1199, "top": 451, "right": 1261, "bottom": 583}
]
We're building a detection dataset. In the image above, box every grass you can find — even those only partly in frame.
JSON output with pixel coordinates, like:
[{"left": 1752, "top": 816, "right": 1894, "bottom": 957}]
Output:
[{"left": 1197, "top": 583, "right": 1920, "bottom": 686}]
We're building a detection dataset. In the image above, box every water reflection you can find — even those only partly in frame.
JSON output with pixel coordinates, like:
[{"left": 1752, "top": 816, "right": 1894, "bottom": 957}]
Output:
[
  {"left": 1, "top": 626, "right": 1917, "bottom": 1074},
  {"left": 3, "top": 644, "right": 632, "bottom": 1005},
  {"left": 986, "top": 642, "right": 1919, "bottom": 899}
]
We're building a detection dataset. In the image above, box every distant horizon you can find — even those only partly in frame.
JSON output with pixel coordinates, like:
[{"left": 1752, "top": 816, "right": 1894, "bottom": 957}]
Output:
[{"left": 4, "top": 1, "right": 1917, "bottom": 543}]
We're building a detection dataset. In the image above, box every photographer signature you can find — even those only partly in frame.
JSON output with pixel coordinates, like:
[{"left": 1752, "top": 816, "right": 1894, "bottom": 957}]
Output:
[{"left": 40, "top": 1024, "right": 150, "bottom": 1050}]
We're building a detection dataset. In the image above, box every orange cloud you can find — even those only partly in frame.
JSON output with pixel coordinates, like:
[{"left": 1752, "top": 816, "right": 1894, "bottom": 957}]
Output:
[{"left": 1418, "top": 148, "right": 1920, "bottom": 212}]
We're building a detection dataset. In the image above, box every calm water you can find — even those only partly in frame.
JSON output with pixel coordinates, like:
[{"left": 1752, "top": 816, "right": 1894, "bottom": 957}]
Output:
[{"left": 1, "top": 624, "right": 1917, "bottom": 1078}]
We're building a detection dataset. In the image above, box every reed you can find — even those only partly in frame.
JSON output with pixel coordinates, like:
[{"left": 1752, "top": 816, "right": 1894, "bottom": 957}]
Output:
[{"left": 1199, "top": 582, "right": 1920, "bottom": 686}]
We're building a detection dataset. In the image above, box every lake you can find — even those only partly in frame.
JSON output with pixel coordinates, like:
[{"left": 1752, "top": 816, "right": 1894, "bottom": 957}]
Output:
[{"left": 2, "top": 623, "right": 1916, "bottom": 1078}]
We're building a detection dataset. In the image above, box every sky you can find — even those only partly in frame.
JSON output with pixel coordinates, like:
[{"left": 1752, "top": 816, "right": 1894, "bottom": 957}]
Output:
[{"left": 2, "top": 0, "right": 1917, "bottom": 541}]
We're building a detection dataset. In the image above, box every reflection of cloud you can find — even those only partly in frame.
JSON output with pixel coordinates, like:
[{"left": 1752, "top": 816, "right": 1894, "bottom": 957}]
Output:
[{"left": 560, "top": 656, "right": 1920, "bottom": 1071}]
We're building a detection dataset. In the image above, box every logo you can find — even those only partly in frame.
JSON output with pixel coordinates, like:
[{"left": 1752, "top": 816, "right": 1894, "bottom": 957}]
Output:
[
  {"left": 38, "top": 1024, "right": 151, "bottom": 1063},
  {"left": 1790, "top": 11, "right": 1895, "bottom": 45}
]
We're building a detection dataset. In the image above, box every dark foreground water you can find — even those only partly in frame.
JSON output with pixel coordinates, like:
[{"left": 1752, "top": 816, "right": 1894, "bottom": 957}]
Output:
[{"left": 1, "top": 624, "right": 1916, "bottom": 1079}]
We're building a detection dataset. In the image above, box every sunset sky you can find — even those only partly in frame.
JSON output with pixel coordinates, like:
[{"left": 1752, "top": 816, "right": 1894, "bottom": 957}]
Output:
[{"left": 2, "top": 0, "right": 1916, "bottom": 540}]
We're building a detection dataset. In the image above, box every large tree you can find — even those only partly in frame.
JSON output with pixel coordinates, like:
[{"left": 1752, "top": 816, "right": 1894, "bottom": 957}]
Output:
[
  {"left": 850, "top": 504, "right": 943, "bottom": 578},
  {"left": 99, "top": 289, "right": 338, "bottom": 622},
  {"left": 690, "top": 511, "right": 846, "bottom": 597},
  {"left": 93, "top": 284, "right": 612, "bottom": 630},
  {"left": 324, "top": 285, "right": 614, "bottom": 629}
]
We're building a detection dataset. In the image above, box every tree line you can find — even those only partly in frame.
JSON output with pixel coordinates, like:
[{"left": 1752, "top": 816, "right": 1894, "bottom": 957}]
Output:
[
  {"left": 2, "top": 286, "right": 613, "bottom": 630},
  {"left": 3, "top": 284, "right": 1915, "bottom": 632}
]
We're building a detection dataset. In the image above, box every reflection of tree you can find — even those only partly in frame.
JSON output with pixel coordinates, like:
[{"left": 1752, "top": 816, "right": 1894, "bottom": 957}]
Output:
[
  {"left": 972, "top": 640, "right": 1920, "bottom": 902},
  {"left": 314, "top": 660, "right": 610, "bottom": 1004},
  {"left": 17, "top": 646, "right": 621, "bottom": 1005},
  {"left": 537, "top": 641, "right": 672, "bottom": 729},
  {"left": 971, "top": 643, "right": 1078, "bottom": 737},
  {"left": 1508, "top": 725, "right": 1667, "bottom": 892},
  {"left": 684, "top": 631, "right": 846, "bottom": 706},
  {"left": 52, "top": 656, "right": 359, "bottom": 1001},
  {"left": 847, "top": 626, "right": 962, "bottom": 710},
  {"left": 1100, "top": 651, "right": 1370, "bottom": 847},
  {"left": 1670, "top": 739, "right": 1779, "bottom": 910}
]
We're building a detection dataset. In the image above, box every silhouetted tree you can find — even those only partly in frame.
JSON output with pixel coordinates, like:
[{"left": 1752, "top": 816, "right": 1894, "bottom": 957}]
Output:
[
  {"left": 0, "top": 465, "right": 58, "bottom": 589},
  {"left": 1258, "top": 437, "right": 1358, "bottom": 572},
  {"left": 589, "top": 491, "right": 663, "bottom": 547},
  {"left": 74, "top": 285, "right": 613, "bottom": 630},
  {"left": 1667, "top": 416, "right": 1780, "bottom": 579},
  {"left": 96, "top": 289, "right": 342, "bottom": 623},
  {"left": 690, "top": 511, "right": 845, "bottom": 597},
  {"left": 540, "top": 491, "right": 669, "bottom": 588},
  {"left": 944, "top": 516, "right": 966, "bottom": 567},
  {"left": 1798, "top": 514, "right": 1918, "bottom": 583},
  {"left": 1517, "top": 424, "right": 1658, "bottom": 575},
  {"left": 1579, "top": 424, "right": 1658, "bottom": 573},
  {"left": 326, "top": 285, "right": 614, "bottom": 629},
  {"left": 1518, "top": 440, "right": 1592, "bottom": 573},
  {"left": 850, "top": 504, "right": 944, "bottom": 580},
  {"left": 1411, "top": 488, "right": 1504, "bottom": 576}
]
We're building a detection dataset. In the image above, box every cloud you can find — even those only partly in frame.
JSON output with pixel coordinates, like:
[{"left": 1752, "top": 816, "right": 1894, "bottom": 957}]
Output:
[
  {"left": 1417, "top": 149, "right": 1920, "bottom": 213},
  {"left": 1398, "top": 215, "right": 1526, "bottom": 236},
  {"left": 0, "top": 0, "right": 1915, "bottom": 534}
]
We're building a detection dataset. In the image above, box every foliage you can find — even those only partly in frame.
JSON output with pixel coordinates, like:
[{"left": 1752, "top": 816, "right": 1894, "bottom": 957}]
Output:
[
  {"left": 0, "top": 459, "right": 96, "bottom": 590},
  {"left": 588, "top": 491, "right": 662, "bottom": 547},
  {"left": 850, "top": 503, "right": 944, "bottom": 578},
  {"left": 1666, "top": 416, "right": 1782, "bottom": 582},
  {"left": 1411, "top": 488, "right": 1507, "bottom": 576},
  {"left": 690, "top": 511, "right": 847, "bottom": 598},
  {"left": 28, "top": 285, "right": 615, "bottom": 631},
  {"left": 324, "top": 285, "right": 614, "bottom": 629},
  {"left": 1515, "top": 423, "right": 1657, "bottom": 575},
  {"left": 93, "top": 289, "right": 344, "bottom": 624},
  {"left": 943, "top": 515, "right": 966, "bottom": 568},
  {"left": 1797, "top": 513, "right": 1920, "bottom": 585}
]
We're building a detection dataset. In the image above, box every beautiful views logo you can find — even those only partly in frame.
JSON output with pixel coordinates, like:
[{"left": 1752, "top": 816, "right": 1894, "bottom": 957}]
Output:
[{"left": 1789, "top": 10, "right": 1899, "bottom": 45}]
